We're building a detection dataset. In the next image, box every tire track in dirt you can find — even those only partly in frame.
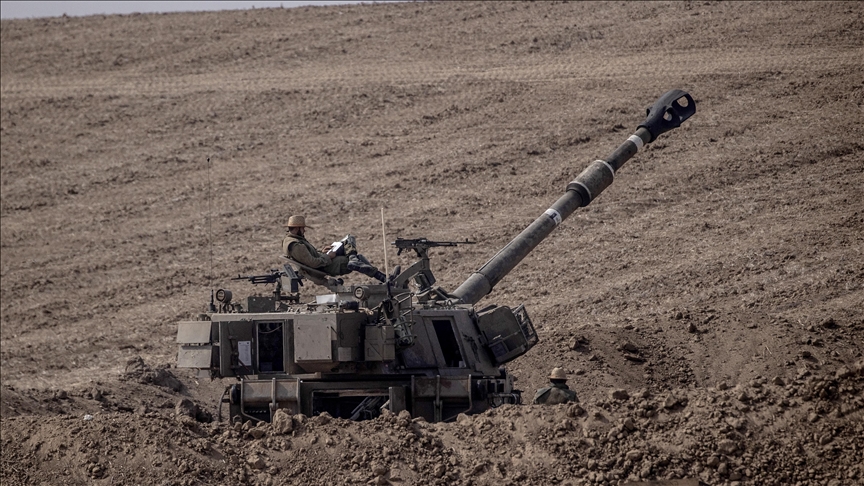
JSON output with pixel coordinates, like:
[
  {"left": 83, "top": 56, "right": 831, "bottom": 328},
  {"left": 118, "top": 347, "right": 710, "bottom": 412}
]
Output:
[{"left": 2, "top": 47, "right": 859, "bottom": 100}]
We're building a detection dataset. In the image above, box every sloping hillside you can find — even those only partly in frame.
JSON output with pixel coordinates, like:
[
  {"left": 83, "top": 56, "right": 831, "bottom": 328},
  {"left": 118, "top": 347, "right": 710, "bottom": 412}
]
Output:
[{"left": 1, "top": 2, "right": 862, "bottom": 485}]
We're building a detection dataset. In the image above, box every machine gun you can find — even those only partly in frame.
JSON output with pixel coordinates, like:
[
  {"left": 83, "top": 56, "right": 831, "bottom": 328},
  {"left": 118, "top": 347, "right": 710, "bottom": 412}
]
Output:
[
  {"left": 389, "top": 238, "right": 475, "bottom": 299},
  {"left": 232, "top": 270, "right": 283, "bottom": 286},
  {"left": 230, "top": 265, "right": 303, "bottom": 305},
  {"left": 393, "top": 237, "right": 475, "bottom": 258}
]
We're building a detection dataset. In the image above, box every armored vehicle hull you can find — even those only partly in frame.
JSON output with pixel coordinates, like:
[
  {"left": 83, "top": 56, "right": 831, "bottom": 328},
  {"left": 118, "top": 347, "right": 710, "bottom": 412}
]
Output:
[{"left": 178, "top": 285, "right": 534, "bottom": 423}]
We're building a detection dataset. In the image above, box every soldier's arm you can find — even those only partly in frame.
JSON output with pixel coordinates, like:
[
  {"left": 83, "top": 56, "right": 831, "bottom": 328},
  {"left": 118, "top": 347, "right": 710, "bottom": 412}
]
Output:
[{"left": 289, "top": 242, "right": 331, "bottom": 268}]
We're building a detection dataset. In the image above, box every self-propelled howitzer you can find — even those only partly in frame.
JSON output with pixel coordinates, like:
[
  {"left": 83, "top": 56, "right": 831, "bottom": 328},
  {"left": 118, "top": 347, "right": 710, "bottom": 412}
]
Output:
[{"left": 175, "top": 90, "right": 695, "bottom": 424}]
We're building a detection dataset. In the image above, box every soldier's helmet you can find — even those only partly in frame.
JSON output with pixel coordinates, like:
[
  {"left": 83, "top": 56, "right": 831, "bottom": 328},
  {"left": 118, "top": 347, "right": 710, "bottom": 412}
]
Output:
[
  {"left": 286, "top": 215, "right": 313, "bottom": 228},
  {"left": 549, "top": 367, "right": 567, "bottom": 380}
]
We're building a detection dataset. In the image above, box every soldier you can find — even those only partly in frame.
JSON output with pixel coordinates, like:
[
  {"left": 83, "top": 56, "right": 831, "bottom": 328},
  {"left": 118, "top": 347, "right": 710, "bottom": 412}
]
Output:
[
  {"left": 282, "top": 215, "right": 386, "bottom": 282},
  {"left": 533, "top": 367, "right": 578, "bottom": 405}
]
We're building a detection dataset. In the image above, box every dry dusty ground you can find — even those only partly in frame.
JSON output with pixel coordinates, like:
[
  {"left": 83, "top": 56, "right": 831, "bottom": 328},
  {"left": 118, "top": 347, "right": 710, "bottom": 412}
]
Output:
[{"left": 1, "top": 1, "right": 863, "bottom": 485}]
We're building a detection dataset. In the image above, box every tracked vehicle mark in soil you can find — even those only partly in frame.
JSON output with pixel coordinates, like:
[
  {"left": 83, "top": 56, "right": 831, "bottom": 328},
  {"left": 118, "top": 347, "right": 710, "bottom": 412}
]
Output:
[{"left": 3, "top": 47, "right": 860, "bottom": 100}]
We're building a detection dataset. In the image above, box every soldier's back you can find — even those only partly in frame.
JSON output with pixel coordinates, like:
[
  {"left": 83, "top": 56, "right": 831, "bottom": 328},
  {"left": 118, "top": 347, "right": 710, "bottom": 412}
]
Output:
[
  {"left": 545, "top": 386, "right": 577, "bottom": 404},
  {"left": 533, "top": 384, "right": 577, "bottom": 405}
]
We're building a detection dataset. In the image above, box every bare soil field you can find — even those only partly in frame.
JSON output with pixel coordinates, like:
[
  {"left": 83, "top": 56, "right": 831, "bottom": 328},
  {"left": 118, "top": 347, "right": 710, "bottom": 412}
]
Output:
[{"left": 1, "top": 1, "right": 863, "bottom": 485}]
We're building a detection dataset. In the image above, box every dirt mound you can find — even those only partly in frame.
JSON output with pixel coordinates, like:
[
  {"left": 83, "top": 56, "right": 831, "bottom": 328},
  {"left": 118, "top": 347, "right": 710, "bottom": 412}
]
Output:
[
  {"left": 3, "top": 364, "right": 861, "bottom": 485},
  {"left": 122, "top": 356, "right": 184, "bottom": 392},
  {"left": 2, "top": 1, "right": 863, "bottom": 485}
]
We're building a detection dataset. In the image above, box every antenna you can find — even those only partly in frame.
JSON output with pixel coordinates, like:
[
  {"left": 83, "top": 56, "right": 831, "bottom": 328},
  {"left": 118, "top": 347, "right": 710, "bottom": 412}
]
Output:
[
  {"left": 381, "top": 207, "right": 388, "bottom": 276},
  {"left": 208, "top": 156, "right": 214, "bottom": 286},
  {"left": 207, "top": 156, "right": 216, "bottom": 313}
]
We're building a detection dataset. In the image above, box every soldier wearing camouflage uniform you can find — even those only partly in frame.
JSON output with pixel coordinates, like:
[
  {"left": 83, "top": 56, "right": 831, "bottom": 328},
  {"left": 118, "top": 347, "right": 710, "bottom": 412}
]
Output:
[
  {"left": 282, "top": 215, "right": 386, "bottom": 282},
  {"left": 533, "top": 367, "right": 578, "bottom": 405}
]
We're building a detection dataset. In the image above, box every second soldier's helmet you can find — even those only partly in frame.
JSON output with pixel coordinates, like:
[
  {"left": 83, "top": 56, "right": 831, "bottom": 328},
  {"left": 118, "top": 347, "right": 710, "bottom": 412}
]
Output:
[{"left": 549, "top": 367, "right": 567, "bottom": 380}]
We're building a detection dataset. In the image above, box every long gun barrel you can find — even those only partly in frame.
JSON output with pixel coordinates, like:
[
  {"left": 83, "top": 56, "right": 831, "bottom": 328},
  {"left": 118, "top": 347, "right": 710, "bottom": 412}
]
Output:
[{"left": 451, "top": 89, "right": 695, "bottom": 305}]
